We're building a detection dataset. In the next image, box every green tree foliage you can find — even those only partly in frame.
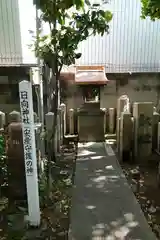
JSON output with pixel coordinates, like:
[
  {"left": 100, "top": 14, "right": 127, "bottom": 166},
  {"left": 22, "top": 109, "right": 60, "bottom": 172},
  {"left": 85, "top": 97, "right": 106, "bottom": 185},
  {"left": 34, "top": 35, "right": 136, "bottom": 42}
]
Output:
[
  {"left": 33, "top": 0, "right": 112, "bottom": 113},
  {"left": 33, "top": 0, "right": 112, "bottom": 164},
  {"left": 33, "top": 0, "right": 112, "bottom": 72},
  {"left": 141, "top": 0, "right": 160, "bottom": 20}
]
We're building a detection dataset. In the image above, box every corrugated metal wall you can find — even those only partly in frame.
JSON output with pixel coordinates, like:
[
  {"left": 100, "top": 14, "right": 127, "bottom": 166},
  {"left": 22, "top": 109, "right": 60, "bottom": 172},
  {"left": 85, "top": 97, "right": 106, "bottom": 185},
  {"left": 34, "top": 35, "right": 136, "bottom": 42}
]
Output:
[
  {"left": 77, "top": 0, "right": 160, "bottom": 73},
  {"left": 1, "top": 0, "right": 159, "bottom": 70},
  {"left": 18, "top": 0, "right": 37, "bottom": 65},
  {"left": 0, "top": 0, "right": 22, "bottom": 65}
]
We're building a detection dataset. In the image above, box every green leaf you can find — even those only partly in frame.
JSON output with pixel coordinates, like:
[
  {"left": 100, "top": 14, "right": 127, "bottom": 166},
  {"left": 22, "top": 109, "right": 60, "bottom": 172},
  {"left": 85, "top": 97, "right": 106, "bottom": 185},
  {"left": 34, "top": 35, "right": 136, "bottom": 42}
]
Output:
[
  {"left": 74, "top": 0, "right": 84, "bottom": 10},
  {"left": 104, "top": 10, "right": 113, "bottom": 21},
  {"left": 75, "top": 53, "right": 82, "bottom": 59},
  {"left": 85, "top": 0, "right": 91, "bottom": 6},
  {"left": 141, "top": 0, "right": 160, "bottom": 20},
  {"left": 33, "top": 0, "right": 112, "bottom": 71},
  {"left": 93, "top": 3, "right": 100, "bottom": 7}
]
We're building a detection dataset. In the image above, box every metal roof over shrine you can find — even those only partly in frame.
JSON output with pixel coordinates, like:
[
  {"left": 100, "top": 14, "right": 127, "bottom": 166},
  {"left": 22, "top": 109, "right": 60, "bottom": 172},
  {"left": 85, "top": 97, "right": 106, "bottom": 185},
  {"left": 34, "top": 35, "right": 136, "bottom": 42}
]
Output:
[
  {"left": 60, "top": 65, "right": 109, "bottom": 85},
  {"left": 75, "top": 66, "right": 108, "bottom": 85}
]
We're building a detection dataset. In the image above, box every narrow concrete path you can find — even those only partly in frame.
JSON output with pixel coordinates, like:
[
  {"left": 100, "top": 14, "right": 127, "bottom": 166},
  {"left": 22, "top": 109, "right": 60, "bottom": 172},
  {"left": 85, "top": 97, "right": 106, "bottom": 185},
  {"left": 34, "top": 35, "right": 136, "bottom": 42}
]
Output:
[{"left": 69, "top": 142, "right": 156, "bottom": 239}]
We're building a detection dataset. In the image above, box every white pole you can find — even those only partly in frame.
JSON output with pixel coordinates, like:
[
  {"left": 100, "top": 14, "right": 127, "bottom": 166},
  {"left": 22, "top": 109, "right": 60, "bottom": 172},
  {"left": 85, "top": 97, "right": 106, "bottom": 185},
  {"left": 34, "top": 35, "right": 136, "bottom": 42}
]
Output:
[{"left": 19, "top": 80, "right": 40, "bottom": 226}]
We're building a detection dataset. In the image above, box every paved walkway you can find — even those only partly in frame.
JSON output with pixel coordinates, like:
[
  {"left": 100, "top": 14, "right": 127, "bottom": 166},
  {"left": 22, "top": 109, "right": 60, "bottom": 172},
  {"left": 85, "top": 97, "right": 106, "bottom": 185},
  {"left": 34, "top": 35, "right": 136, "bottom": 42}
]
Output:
[{"left": 68, "top": 142, "right": 156, "bottom": 239}]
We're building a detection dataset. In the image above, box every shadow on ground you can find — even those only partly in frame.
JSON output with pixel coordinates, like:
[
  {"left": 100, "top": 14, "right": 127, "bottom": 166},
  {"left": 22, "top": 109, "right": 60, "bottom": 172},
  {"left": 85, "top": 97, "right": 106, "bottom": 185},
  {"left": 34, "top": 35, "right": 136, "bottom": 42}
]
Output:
[{"left": 69, "top": 142, "right": 156, "bottom": 239}]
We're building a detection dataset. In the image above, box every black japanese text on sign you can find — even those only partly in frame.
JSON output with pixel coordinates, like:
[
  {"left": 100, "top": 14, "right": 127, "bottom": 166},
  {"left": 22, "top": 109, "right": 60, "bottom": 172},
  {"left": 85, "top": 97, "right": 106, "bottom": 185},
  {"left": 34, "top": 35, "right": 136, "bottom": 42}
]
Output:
[
  {"left": 24, "top": 127, "right": 33, "bottom": 175},
  {"left": 20, "top": 91, "right": 30, "bottom": 124}
]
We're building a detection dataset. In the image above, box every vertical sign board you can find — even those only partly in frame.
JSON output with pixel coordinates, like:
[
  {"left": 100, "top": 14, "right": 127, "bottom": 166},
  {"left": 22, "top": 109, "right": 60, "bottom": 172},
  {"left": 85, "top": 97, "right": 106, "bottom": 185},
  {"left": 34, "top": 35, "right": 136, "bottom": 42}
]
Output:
[{"left": 19, "top": 80, "right": 40, "bottom": 226}]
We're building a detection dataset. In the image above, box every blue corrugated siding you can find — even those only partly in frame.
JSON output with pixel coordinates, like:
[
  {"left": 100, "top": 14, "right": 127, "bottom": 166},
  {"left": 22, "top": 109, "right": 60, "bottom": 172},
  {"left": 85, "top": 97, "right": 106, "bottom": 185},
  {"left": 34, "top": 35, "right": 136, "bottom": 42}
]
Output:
[
  {"left": 0, "top": 0, "right": 22, "bottom": 65},
  {"left": 77, "top": 0, "right": 160, "bottom": 73}
]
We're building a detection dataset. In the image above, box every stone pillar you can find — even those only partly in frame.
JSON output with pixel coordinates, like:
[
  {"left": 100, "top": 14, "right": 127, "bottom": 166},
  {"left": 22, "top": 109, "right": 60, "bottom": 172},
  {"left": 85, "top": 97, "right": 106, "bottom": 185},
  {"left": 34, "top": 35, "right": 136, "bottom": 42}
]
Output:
[
  {"left": 57, "top": 108, "right": 61, "bottom": 152},
  {"left": 117, "top": 96, "right": 129, "bottom": 121},
  {"left": 59, "top": 107, "right": 63, "bottom": 144},
  {"left": 117, "top": 95, "right": 130, "bottom": 149},
  {"left": 117, "top": 117, "right": 121, "bottom": 154},
  {"left": 9, "top": 110, "right": 21, "bottom": 123},
  {"left": 34, "top": 124, "right": 42, "bottom": 172},
  {"left": 133, "top": 102, "right": 153, "bottom": 161},
  {"left": 45, "top": 112, "right": 54, "bottom": 133},
  {"left": 157, "top": 122, "right": 160, "bottom": 186},
  {"left": 101, "top": 108, "right": 107, "bottom": 135},
  {"left": 153, "top": 106, "right": 157, "bottom": 113},
  {"left": 0, "top": 111, "right": 5, "bottom": 129},
  {"left": 152, "top": 112, "right": 160, "bottom": 150},
  {"left": 69, "top": 108, "right": 74, "bottom": 135},
  {"left": 60, "top": 103, "right": 66, "bottom": 137},
  {"left": 119, "top": 112, "right": 132, "bottom": 162},
  {"left": 7, "top": 123, "right": 26, "bottom": 200},
  {"left": 157, "top": 122, "right": 160, "bottom": 153},
  {"left": 45, "top": 112, "right": 56, "bottom": 154},
  {"left": 109, "top": 108, "right": 115, "bottom": 134},
  {"left": 34, "top": 112, "right": 38, "bottom": 123}
]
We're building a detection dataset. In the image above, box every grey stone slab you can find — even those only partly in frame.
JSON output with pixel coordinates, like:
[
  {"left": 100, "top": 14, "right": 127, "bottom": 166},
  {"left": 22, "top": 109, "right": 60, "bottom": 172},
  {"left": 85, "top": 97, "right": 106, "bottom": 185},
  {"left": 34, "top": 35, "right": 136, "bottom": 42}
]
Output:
[{"left": 69, "top": 142, "right": 157, "bottom": 240}]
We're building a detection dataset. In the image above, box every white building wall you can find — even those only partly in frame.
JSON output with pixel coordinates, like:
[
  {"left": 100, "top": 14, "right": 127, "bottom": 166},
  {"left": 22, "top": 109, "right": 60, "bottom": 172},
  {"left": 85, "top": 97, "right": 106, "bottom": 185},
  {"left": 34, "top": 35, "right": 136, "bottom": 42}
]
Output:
[
  {"left": 0, "top": 0, "right": 37, "bottom": 66},
  {"left": 18, "top": 0, "right": 37, "bottom": 65},
  {"left": 0, "top": 0, "right": 22, "bottom": 65},
  {"left": 77, "top": 0, "right": 160, "bottom": 73}
]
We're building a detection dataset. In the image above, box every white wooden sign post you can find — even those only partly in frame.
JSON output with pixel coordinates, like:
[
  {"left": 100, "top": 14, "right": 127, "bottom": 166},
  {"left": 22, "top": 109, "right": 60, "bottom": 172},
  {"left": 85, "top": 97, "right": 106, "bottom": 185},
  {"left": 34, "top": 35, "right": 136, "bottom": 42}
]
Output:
[{"left": 19, "top": 80, "right": 40, "bottom": 226}]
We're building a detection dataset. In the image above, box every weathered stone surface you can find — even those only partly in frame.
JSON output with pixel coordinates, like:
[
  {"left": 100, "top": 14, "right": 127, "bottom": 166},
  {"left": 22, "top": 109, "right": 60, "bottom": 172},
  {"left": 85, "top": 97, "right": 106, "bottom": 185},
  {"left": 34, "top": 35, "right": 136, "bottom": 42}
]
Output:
[
  {"left": 152, "top": 112, "right": 160, "bottom": 150},
  {"left": 77, "top": 109, "right": 105, "bottom": 142},
  {"left": 116, "top": 95, "right": 130, "bottom": 147},
  {"left": 56, "top": 108, "right": 62, "bottom": 152},
  {"left": 101, "top": 108, "right": 107, "bottom": 134},
  {"left": 119, "top": 112, "right": 133, "bottom": 161},
  {"left": 117, "top": 97, "right": 127, "bottom": 132},
  {"left": 60, "top": 103, "right": 66, "bottom": 137},
  {"left": 157, "top": 122, "right": 160, "bottom": 153},
  {"left": 108, "top": 108, "right": 115, "bottom": 134},
  {"left": 9, "top": 111, "right": 21, "bottom": 123},
  {"left": 45, "top": 112, "right": 54, "bottom": 132},
  {"left": 0, "top": 111, "right": 5, "bottom": 129},
  {"left": 69, "top": 109, "right": 74, "bottom": 135},
  {"left": 117, "top": 117, "right": 121, "bottom": 154},
  {"left": 133, "top": 102, "right": 153, "bottom": 161},
  {"left": 7, "top": 122, "right": 27, "bottom": 200}
]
